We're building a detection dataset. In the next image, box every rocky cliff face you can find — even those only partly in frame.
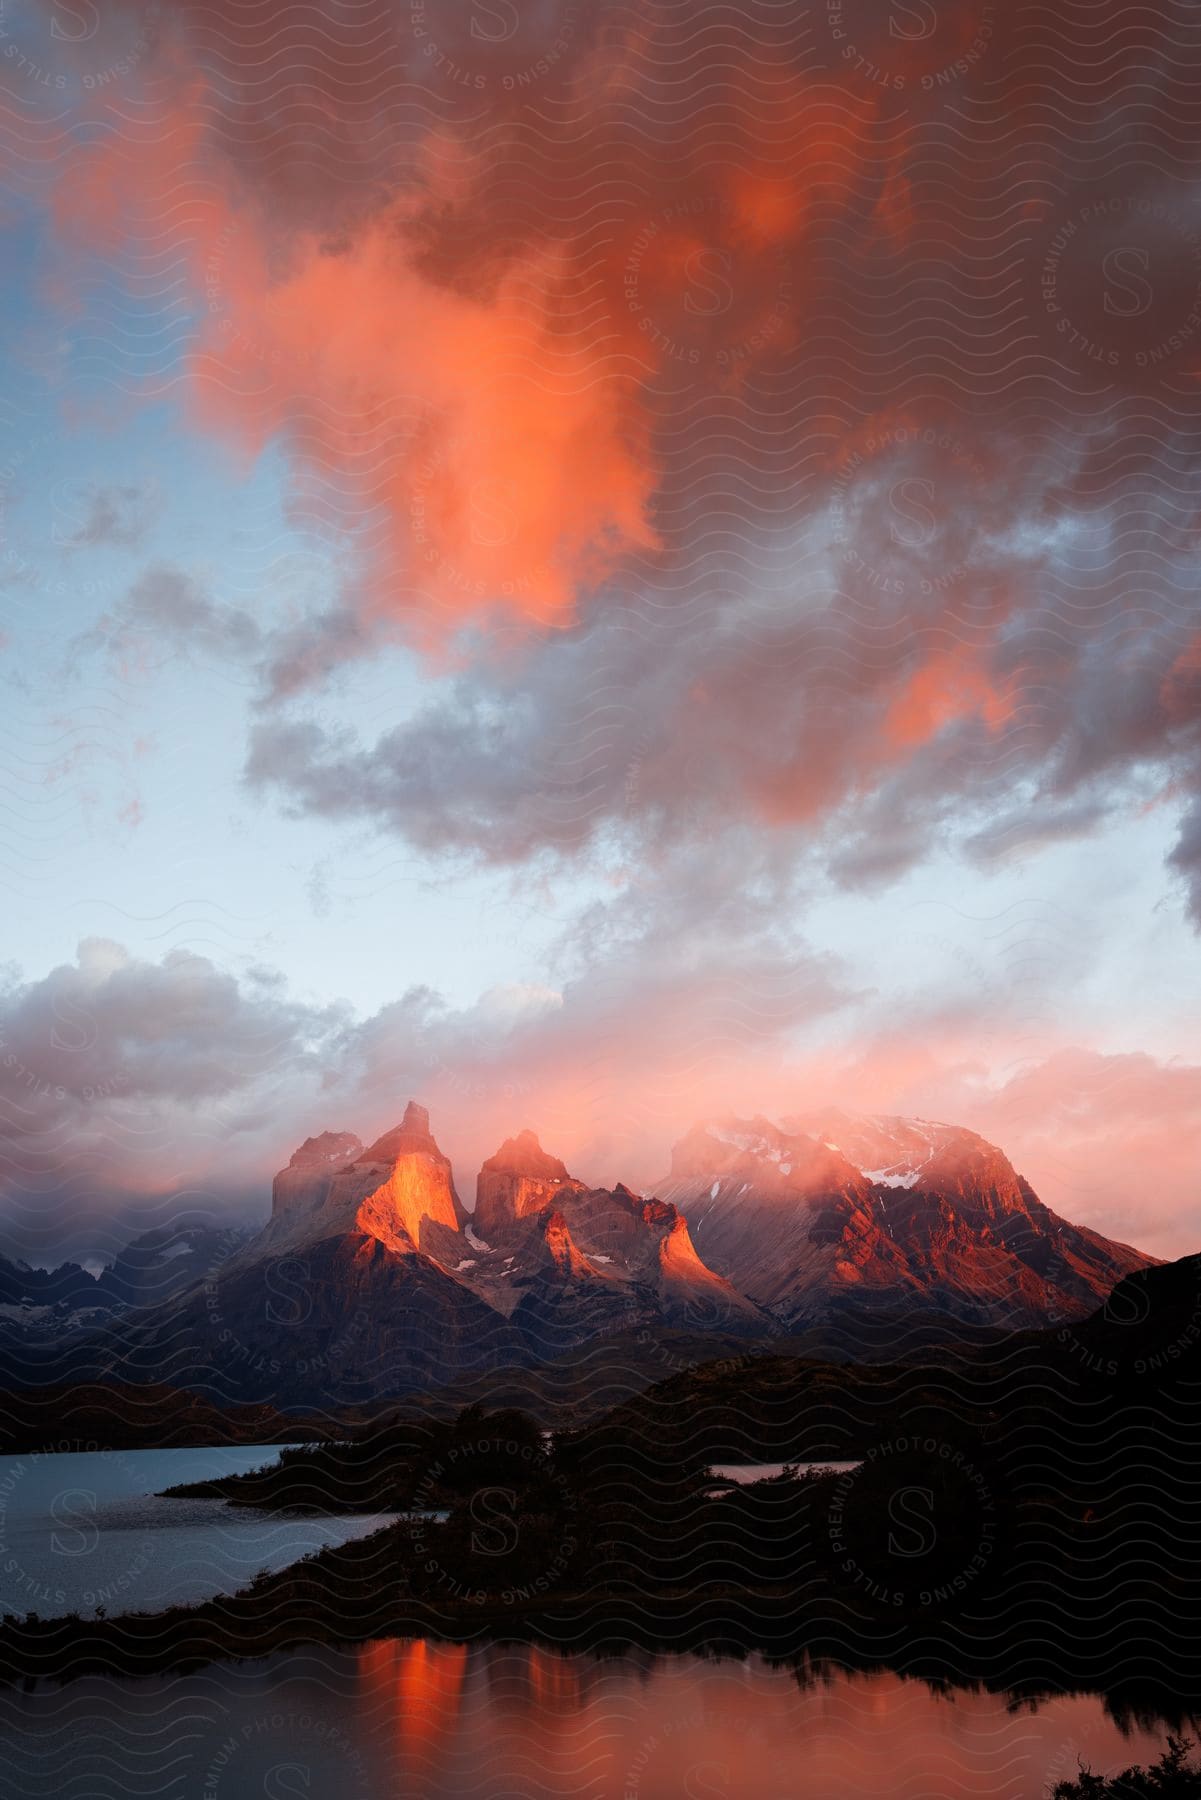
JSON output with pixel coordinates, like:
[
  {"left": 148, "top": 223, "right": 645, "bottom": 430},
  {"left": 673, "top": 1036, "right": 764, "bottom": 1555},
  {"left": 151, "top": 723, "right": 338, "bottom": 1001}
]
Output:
[
  {"left": 462, "top": 1135, "right": 766, "bottom": 1351},
  {"left": 271, "top": 1131, "right": 363, "bottom": 1223},
  {"left": 264, "top": 1102, "right": 464, "bottom": 1256},
  {"left": 658, "top": 1112, "right": 1152, "bottom": 1329},
  {"left": 473, "top": 1129, "right": 586, "bottom": 1240}
]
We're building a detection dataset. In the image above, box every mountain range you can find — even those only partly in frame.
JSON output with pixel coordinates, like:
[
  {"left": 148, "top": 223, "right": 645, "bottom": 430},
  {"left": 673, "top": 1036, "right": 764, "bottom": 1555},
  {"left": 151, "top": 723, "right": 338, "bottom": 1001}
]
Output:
[
  {"left": 0, "top": 1224, "right": 250, "bottom": 1326},
  {"left": 4, "top": 1100, "right": 1152, "bottom": 1405}
]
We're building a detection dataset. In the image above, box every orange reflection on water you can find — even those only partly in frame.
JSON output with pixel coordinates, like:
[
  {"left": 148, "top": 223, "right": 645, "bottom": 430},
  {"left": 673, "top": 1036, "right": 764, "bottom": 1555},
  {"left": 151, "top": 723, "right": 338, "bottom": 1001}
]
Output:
[
  {"left": 357, "top": 1636, "right": 468, "bottom": 1772},
  {"left": 347, "top": 1640, "right": 1189, "bottom": 1799}
]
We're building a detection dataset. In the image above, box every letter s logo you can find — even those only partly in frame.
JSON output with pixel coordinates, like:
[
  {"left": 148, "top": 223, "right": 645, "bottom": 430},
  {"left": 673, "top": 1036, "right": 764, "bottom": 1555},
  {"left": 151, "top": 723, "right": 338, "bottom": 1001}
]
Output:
[
  {"left": 1103, "top": 246, "right": 1153, "bottom": 318},
  {"left": 889, "top": 476, "right": 937, "bottom": 548},
  {"left": 50, "top": 989, "right": 97, "bottom": 1054},
  {"left": 50, "top": 0, "right": 100, "bottom": 40},
  {"left": 1104, "top": 1275, "right": 1152, "bottom": 1330},
  {"left": 471, "top": 0, "right": 520, "bottom": 42},
  {"left": 682, "top": 1290, "right": 723, "bottom": 1332},
  {"left": 684, "top": 248, "right": 735, "bottom": 318},
  {"left": 890, "top": 0, "right": 938, "bottom": 41},
  {"left": 470, "top": 1486, "right": 519, "bottom": 1556},
  {"left": 265, "top": 1258, "right": 312, "bottom": 1326},
  {"left": 888, "top": 1485, "right": 936, "bottom": 1559},
  {"left": 264, "top": 1765, "right": 312, "bottom": 1799},
  {"left": 51, "top": 1489, "right": 99, "bottom": 1557}
]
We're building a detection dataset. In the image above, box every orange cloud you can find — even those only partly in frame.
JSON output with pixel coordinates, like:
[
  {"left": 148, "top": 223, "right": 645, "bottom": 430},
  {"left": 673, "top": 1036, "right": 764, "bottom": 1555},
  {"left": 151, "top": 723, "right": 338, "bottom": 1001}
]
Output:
[
  {"left": 192, "top": 216, "right": 662, "bottom": 632},
  {"left": 44, "top": 27, "right": 885, "bottom": 643},
  {"left": 884, "top": 648, "right": 1013, "bottom": 748}
]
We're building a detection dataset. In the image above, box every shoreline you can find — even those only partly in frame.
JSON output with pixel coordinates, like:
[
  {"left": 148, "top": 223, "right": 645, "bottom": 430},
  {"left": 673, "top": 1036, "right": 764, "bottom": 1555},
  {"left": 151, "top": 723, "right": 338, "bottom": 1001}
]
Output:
[{"left": 2, "top": 1521, "right": 1199, "bottom": 1719}]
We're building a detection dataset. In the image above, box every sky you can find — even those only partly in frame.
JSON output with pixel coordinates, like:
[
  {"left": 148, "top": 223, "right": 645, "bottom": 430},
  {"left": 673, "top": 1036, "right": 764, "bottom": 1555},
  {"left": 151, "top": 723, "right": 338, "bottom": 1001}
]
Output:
[{"left": 0, "top": 0, "right": 1199, "bottom": 1264}]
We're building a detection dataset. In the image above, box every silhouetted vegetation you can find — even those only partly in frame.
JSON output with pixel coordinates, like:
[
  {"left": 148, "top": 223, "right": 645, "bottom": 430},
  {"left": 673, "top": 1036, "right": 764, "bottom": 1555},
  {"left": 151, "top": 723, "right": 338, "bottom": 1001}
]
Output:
[{"left": 1051, "top": 1737, "right": 1201, "bottom": 1797}]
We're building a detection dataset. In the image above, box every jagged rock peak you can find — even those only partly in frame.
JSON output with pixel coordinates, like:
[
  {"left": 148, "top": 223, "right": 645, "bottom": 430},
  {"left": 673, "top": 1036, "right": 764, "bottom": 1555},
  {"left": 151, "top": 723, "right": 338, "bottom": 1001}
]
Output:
[
  {"left": 363, "top": 1099, "right": 443, "bottom": 1164},
  {"left": 287, "top": 1131, "right": 363, "bottom": 1170},
  {"left": 538, "top": 1207, "right": 598, "bottom": 1279},
  {"left": 483, "top": 1129, "right": 572, "bottom": 1181},
  {"left": 269, "top": 1101, "right": 465, "bottom": 1247},
  {"left": 474, "top": 1128, "right": 583, "bottom": 1239},
  {"left": 273, "top": 1131, "right": 364, "bottom": 1220}
]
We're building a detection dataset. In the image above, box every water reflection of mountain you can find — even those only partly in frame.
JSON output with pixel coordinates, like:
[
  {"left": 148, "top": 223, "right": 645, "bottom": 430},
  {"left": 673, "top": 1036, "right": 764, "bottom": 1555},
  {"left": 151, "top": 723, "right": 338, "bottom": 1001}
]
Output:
[{"left": 0, "top": 1641, "right": 1193, "bottom": 1800}]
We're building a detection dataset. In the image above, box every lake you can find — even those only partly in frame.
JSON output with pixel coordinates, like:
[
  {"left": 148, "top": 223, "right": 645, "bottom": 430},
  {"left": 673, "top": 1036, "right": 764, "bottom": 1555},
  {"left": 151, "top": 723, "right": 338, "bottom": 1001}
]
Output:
[
  {"left": 0, "top": 1638, "right": 1190, "bottom": 1799},
  {"left": 0, "top": 1449, "right": 1193, "bottom": 1797},
  {"left": 0, "top": 1444, "right": 395, "bottom": 1619}
]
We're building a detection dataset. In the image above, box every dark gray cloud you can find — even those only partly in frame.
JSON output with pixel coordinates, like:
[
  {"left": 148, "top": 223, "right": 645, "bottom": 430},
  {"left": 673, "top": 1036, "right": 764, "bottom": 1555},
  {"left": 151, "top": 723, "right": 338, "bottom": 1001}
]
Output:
[
  {"left": 243, "top": 487, "right": 1201, "bottom": 924},
  {"left": 0, "top": 941, "right": 350, "bottom": 1262}
]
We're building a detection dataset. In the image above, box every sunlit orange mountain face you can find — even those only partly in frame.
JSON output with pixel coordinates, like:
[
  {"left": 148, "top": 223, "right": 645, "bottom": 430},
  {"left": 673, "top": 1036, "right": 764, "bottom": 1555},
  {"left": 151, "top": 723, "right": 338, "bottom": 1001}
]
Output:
[{"left": 14, "top": 1097, "right": 1148, "bottom": 1409}]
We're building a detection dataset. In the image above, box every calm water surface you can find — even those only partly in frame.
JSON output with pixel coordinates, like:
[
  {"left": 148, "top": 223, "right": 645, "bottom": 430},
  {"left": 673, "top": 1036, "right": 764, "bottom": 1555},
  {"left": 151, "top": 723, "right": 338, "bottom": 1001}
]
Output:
[
  {"left": 0, "top": 1444, "right": 394, "bottom": 1619},
  {"left": 0, "top": 1640, "right": 1191, "bottom": 1799}
]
